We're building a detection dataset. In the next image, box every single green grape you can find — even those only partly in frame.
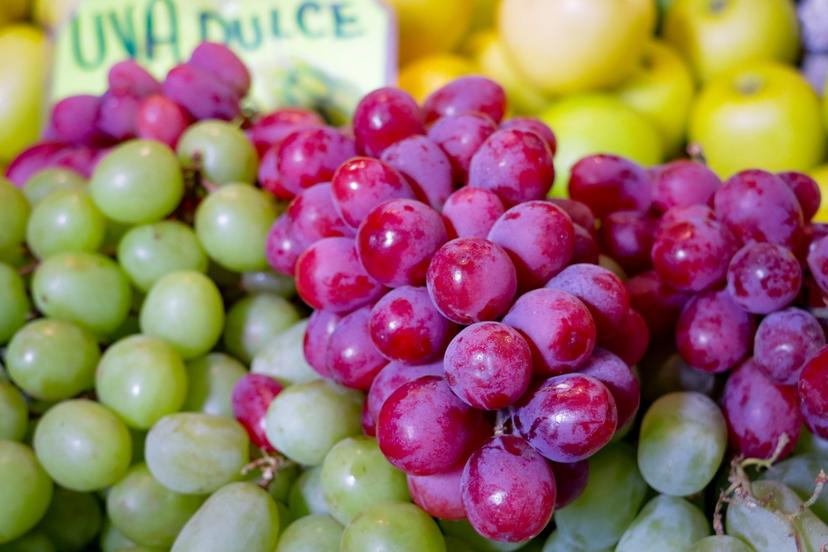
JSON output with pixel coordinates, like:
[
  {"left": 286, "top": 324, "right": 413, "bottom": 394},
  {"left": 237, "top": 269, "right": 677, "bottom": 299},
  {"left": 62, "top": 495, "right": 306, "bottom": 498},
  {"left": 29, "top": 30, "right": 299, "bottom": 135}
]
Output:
[
  {"left": 23, "top": 168, "right": 86, "bottom": 205},
  {"left": 26, "top": 189, "right": 106, "bottom": 259},
  {"left": 320, "top": 436, "right": 410, "bottom": 524},
  {"left": 90, "top": 140, "right": 184, "bottom": 224},
  {"left": 265, "top": 380, "right": 363, "bottom": 466},
  {"left": 0, "top": 380, "right": 28, "bottom": 440},
  {"left": 140, "top": 270, "right": 225, "bottom": 359},
  {"left": 96, "top": 334, "right": 188, "bottom": 429},
  {"left": 177, "top": 120, "right": 258, "bottom": 185},
  {"left": 688, "top": 535, "right": 754, "bottom": 552},
  {"left": 144, "top": 412, "right": 249, "bottom": 495},
  {"left": 195, "top": 184, "right": 276, "bottom": 272},
  {"left": 6, "top": 319, "right": 100, "bottom": 401},
  {"left": 615, "top": 495, "right": 710, "bottom": 552},
  {"left": 241, "top": 270, "right": 296, "bottom": 298},
  {"left": 224, "top": 294, "right": 301, "bottom": 363},
  {"left": 0, "top": 441, "right": 53, "bottom": 544},
  {"left": 33, "top": 399, "right": 132, "bottom": 491},
  {"left": 36, "top": 487, "right": 102, "bottom": 552},
  {"left": 0, "top": 530, "right": 55, "bottom": 552},
  {"left": 638, "top": 392, "right": 727, "bottom": 496},
  {"left": 267, "top": 463, "right": 301, "bottom": 504},
  {"left": 184, "top": 353, "right": 247, "bottom": 418},
  {"left": 0, "top": 261, "right": 30, "bottom": 344},
  {"left": 0, "top": 177, "right": 30, "bottom": 254},
  {"left": 117, "top": 221, "right": 208, "bottom": 292},
  {"left": 99, "top": 519, "right": 136, "bottom": 552},
  {"left": 288, "top": 467, "right": 329, "bottom": 519},
  {"left": 251, "top": 320, "right": 320, "bottom": 387},
  {"left": 107, "top": 463, "right": 205, "bottom": 547},
  {"left": 340, "top": 502, "right": 446, "bottom": 552},
  {"left": 276, "top": 514, "right": 343, "bottom": 552},
  {"left": 762, "top": 453, "right": 828, "bottom": 523},
  {"left": 32, "top": 252, "right": 131, "bottom": 338},
  {"left": 171, "top": 482, "right": 279, "bottom": 552},
  {"left": 439, "top": 519, "right": 525, "bottom": 552},
  {"left": 542, "top": 531, "right": 594, "bottom": 552}
]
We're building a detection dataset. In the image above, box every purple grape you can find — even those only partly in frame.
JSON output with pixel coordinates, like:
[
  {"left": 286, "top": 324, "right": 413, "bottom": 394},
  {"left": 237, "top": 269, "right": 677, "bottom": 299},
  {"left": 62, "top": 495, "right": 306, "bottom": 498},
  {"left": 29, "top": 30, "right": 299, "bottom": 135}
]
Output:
[
  {"left": 352, "top": 87, "right": 424, "bottom": 157},
  {"left": 97, "top": 90, "right": 139, "bottom": 141},
  {"left": 286, "top": 183, "right": 354, "bottom": 245},
  {"left": 423, "top": 76, "right": 506, "bottom": 124},
  {"left": 548, "top": 198, "right": 595, "bottom": 231},
  {"left": 778, "top": 171, "right": 821, "bottom": 222},
  {"left": 189, "top": 42, "right": 251, "bottom": 97},
  {"left": 108, "top": 59, "right": 161, "bottom": 97},
  {"left": 568, "top": 154, "right": 652, "bottom": 218},
  {"left": 600, "top": 210, "right": 657, "bottom": 275},
  {"left": 163, "top": 63, "right": 241, "bottom": 121},
  {"left": 808, "top": 235, "right": 828, "bottom": 293},
  {"left": 136, "top": 95, "right": 191, "bottom": 148},
  {"left": 331, "top": 157, "right": 416, "bottom": 229},
  {"left": 326, "top": 306, "right": 387, "bottom": 390},
  {"left": 650, "top": 160, "right": 721, "bottom": 213},
  {"left": 304, "top": 309, "right": 341, "bottom": 378},
  {"left": 248, "top": 108, "right": 325, "bottom": 157},
  {"left": 277, "top": 127, "right": 357, "bottom": 196},
  {"left": 726, "top": 242, "right": 802, "bottom": 314},
  {"left": 577, "top": 348, "right": 640, "bottom": 429},
  {"left": 755, "top": 308, "right": 825, "bottom": 385},
  {"left": 501, "top": 117, "right": 557, "bottom": 155},
  {"left": 571, "top": 223, "right": 600, "bottom": 265},
  {"left": 47, "top": 95, "right": 106, "bottom": 146},
  {"left": 265, "top": 215, "right": 305, "bottom": 276},
  {"left": 546, "top": 264, "right": 630, "bottom": 338},
  {"left": 380, "top": 135, "right": 454, "bottom": 210},
  {"left": 363, "top": 360, "right": 444, "bottom": 436},
  {"left": 441, "top": 187, "right": 505, "bottom": 239},
  {"left": 799, "top": 346, "right": 828, "bottom": 439},
  {"left": 428, "top": 113, "right": 497, "bottom": 183}
]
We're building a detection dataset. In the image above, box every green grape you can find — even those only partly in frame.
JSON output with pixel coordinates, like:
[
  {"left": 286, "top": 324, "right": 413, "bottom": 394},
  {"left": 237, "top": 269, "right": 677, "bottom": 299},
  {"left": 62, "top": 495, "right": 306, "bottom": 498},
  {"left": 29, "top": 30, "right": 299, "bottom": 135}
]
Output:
[
  {"left": 23, "top": 168, "right": 86, "bottom": 206},
  {"left": 114, "top": 547, "right": 166, "bottom": 552},
  {"left": 107, "top": 463, "right": 205, "bottom": 547},
  {"left": 615, "top": 495, "right": 710, "bottom": 552},
  {"left": 638, "top": 392, "right": 727, "bottom": 496},
  {"left": 171, "top": 482, "right": 279, "bottom": 552},
  {"left": 144, "top": 412, "right": 249, "bottom": 495},
  {"left": 177, "top": 120, "right": 258, "bottom": 185},
  {"left": 100, "top": 520, "right": 137, "bottom": 552},
  {"left": 0, "top": 262, "right": 30, "bottom": 344},
  {"left": 320, "top": 436, "right": 409, "bottom": 524},
  {"left": 90, "top": 140, "right": 184, "bottom": 224},
  {"left": 276, "top": 515, "right": 343, "bottom": 552},
  {"left": 36, "top": 487, "right": 102, "bottom": 552},
  {"left": 26, "top": 190, "right": 106, "bottom": 259},
  {"left": 6, "top": 319, "right": 100, "bottom": 401},
  {"left": 440, "top": 520, "right": 524, "bottom": 552},
  {"left": 552, "top": 443, "right": 648, "bottom": 550},
  {"left": 0, "top": 441, "right": 52, "bottom": 544},
  {"left": 639, "top": 352, "right": 716, "bottom": 402},
  {"left": 0, "top": 530, "right": 55, "bottom": 552},
  {"left": 224, "top": 294, "right": 301, "bottom": 363},
  {"left": 688, "top": 535, "right": 754, "bottom": 552},
  {"left": 252, "top": 320, "right": 320, "bottom": 387},
  {"left": 795, "top": 427, "right": 828, "bottom": 457},
  {"left": 0, "top": 177, "right": 30, "bottom": 254},
  {"left": 0, "top": 380, "right": 27, "bottom": 441},
  {"left": 140, "top": 271, "right": 225, "bottom": 359},
  {"left": 265, "top": 380, "right": 363, "bottom": 466},
  {"left": 195, "top": 184, "right": 276, "bottom": 272},
  {"left": 33, "top": 399, "right": 132, "bottom": 491},
  {"left": 117, "top": 221, "right": 208, "bottom": 292},
  {"left": 542, "top": 531, "right": 595, "bottom": 552},
  {"left": 241, "top": 270, "right": 296, "bottom": 298},
  {"left": 184, "top": 353, "right": 246, "bottom": 418},
  {"left": 268, "top": 463, "right": 301, "bottom": 504},
  {"left": 341, "top": 502, "right": 445, "bottom": 552},
  {"left": 288, "top": 467, "right": 329, "bottom": 519},
  {"left": 762, "top": 453, "right": 828, "bottom": 522},
  {"left": 276, "top": 500, "right": 295, "bottom": 528},
  {"left": 32, "top": 252, "right": 131, "bottom": 338},
  {"left": 96, "top": 334, "right": 188, "bottom": 429}
]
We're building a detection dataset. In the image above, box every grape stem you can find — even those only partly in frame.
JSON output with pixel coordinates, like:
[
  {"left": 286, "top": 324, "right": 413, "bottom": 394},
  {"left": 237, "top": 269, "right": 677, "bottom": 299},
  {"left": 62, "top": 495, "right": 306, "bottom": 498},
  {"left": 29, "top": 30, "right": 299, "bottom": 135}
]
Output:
[
  {"left": 686, "top": 143, "right": 707, "bottom": 166},
  {"left": 241, "top": 451, "right": 294, "bottom": 489}
]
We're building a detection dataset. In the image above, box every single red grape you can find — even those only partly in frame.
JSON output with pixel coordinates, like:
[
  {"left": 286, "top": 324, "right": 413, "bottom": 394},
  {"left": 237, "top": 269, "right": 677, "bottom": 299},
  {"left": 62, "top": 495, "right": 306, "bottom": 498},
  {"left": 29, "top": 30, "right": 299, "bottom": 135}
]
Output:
[
  {"left": 326, "top": 306, "right": 387, "bottom": 390},
  {"left": 108, "top": 59, "right": 161, "bottom": 97},
  {"left": 258, "top": 146, "right": 293, "bottom": 200},
  {"left": 807, "top": 235, "right": 828, "bottom": 293},
  {"left": 303, "top": 309, "right": 342, "bottom": 378},
  {"left": 265, "top": 215, "right": 305, "bottom": 276},
  {"left": 599, "top": 308, "right": 649, "bottom": 368},
  {"left": 248, "top": 108, "right": 324, "bottom": 156},
  {"left": 442, "top": 187, "right": 505, "bottom": 239},
  {"left": 754, "top": 308, "right": 826, "bottom": 385},
  {"left": 47, "top": 95, "right": 106, "bottom": 146},
  {"left": 600, "top": 210, "right": 658, "bottom": 275},
  {"left": 501, "top": 117, "right": 557, "bottom": 155},
  {"left": 571, "top": 224, "right": 600, "bottom": 265},
  {"left": 423, "top": 76, "right": 507, "bottom": 124},
  {"left": 546, "top": 264, "right": 630, "bottom": 338},
  {"left": 189, "top": 42, "right": 251, "bottom": 96},
  {"left": 331, "top": 157, "right": 416, "bottom": 229},
  {"left": 799, "top": 346, "right": 828, "bottom": 439},
  {"left": 352, "top": 87, "right": 424, "bottom": 156},
  {"left": 577, "top": 348, "right": 640, "bottom": 429},
  {"left": 163, "top": 63, "right": 241, "bottom": 121},
  {"left": 407, "top": 465, "right": 465, "bottom": 521},
  {"left": 362, "top": 360, "right": 444, "bottom": 436},
  {"left": 568, "top": 154, "right": 651, "bottom": 218},
  {"left": 380, "top": 135, "right": 454, "bottom": 210},
  {"left": 626, "top": 270, "right": 692, "bottom": 338},
  {"left": 427, "top": 113, "right": 497, "bottom": 183},
  {"left": 726, "top": 242, "right": 802, "bottom": 314},
  {"left": 136, "top": 95, "right": 191, "bottom": 148},
  {"left": 277, "top": 127, "right": 357, "bottom": 195},
  {"left": 231, "top": 373, "right": 284, "bottom": 452},
  {"left": 778, "top": 171, "right": 821, "bottom": 222},
  {"left": 551, "top": 460, "right": 588, "bottom": 509},
  {"left": 97, "top": 90, "right": 139, "bottom": 141},
  {"left": 650, "top": 160, "right": 721, "bottom": 213},
  {"left": 286, "top": 183, "right": 354, "bottom": 245},
  {"left": 547, "top": 198, "right": 595, "bottom": 231}
]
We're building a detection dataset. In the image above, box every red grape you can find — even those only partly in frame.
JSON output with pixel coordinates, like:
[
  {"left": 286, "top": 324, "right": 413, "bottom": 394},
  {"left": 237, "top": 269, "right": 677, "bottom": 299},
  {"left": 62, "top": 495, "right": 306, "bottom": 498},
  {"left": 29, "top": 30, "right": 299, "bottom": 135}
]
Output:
[
  {"left": 501, "top": 117, "right": 557, "bottom": 155},
  {"left": 599, "top": 308, "right": 649, "bottom": 367},
  {"left": 163, "top": 63, "right": 241, "bottom": 121},
  {"left": 571, "top": 224, "right": 600, "bottom": 265},
  {"left": 799, "top": 346, "right": 828, "bottom": 439},
  {"left": 303, "top": 309, "right": 341, "bottom": 378},
  {"left": 380, "top": 135, "right": 454, "bottom": 210},
  {"left": 258, "top": 146, "right": 293, "bottom": 200},
  {"left": 5, "top": 142, "right": 69, "bottom": 186},
  {"left": 726, "top": 242, "right": 802, "bottom": 314},
  {"left": 441, "top": 187, "right": 505, "bottom": 239},
  {"left": 277, "top": 127, "right": 357, "bottom": 195},
  {"left": 47, "top": 94, "right": 106, "bottom": 146},
  {"left": 407, "top": 465, "right": 465, "bottom": 521},
  {"left": 778, "top": 171, "right": 821, "bottom": 222},
  {"left": 428, "top": 113, "right": 497, "bottom": 183},
  {"left": 600, "top": 210, "right": 657, "bottom": 275},
  {"left": 331, "top": 157, "right": 416, "bottom": 229},
  {"left": 807, "top": 235, "right": 828, "bottom": 293},
  {"left": 286, "top": 183, "right": 354, "bottom": 244},
  {"left": 650, "top": 160, "right": 721, "bottom": 213},
  {"left": 754, "top": 308, "right": 826, "bottom": 385},
  {"left": 547, "top": 198, "right": 595, "bottom": 231},
  {"left": 108, "top": 59, "right": 161, "bottom": 97},
  {"left": 265, "top": 215, "right": 306, "bottom": 276},
  {"left": 363, "top": 360, "right": 444, "bottom": 436},
  {"left": 189, "top": 42, "right": 251, "bottom": 97},
  {"left": 550, "top": 460, "right": 588, "bottom": 509},
  {"left": 626, "top": 270, "right": 692, "bottom": 338},
  {"left": 546, "top": 264, "right": 630, "bottom": 338},
  {"left": 231, "top": 373, "right": 284, "bottom": 452},
  {"left": 568, "top": 154, "right": 651, "bottom": 218},
  {"left": 136, "top": 95, "right": 191, "bottom": 148},
  {"left": 97, "top": 90, "right": 139, "bottom": 141},
  {"left": 248, "top": 108, "right": 324, "bottom": 157},
  {"left": 423, "top": 76, "right": 506, "bottom": 124},
  {"left": 326, "top": 306, "right": 387, "bottom": 390},
  {"left": 577, "top": 348, "right": 640, "bottom": 429},
  {"left": 352, "top": 87, "right": 424, "bottom": 157}
]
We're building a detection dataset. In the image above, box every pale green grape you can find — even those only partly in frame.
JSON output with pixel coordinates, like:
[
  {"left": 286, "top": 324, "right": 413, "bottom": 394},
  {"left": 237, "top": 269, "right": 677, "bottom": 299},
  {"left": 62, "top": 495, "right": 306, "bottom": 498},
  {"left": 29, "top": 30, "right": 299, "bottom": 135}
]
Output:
[
  {"left": 542, "top": 531, "right": 594, "bottom": 552},
  {"left": 107, "top": 463, "right": 205, "bottom": 547},
  {"left": 268, "top": 463, "right": 301, "bottom": 504},
  {"left": 0, "top": 530, "right": 55, "bottom": 552},
  {"left": 195, "top": 184, "right": 276, "bottom": 272},
  {"left": 288, "top": 467, "right": 329, "bottom": 519},
  {"left": 688, "top": 535, "right": 753, "bottom": 552},
  {"left": 177, "top": 120, "right": 258, "bottom": 185},
  {"left": 762, "top": 453, "right": 828, "bottom": 523},
  {"left": 33, "top": 400, "right": 131, "bottom": 491},
  {"left": 252, "top": 320, "right": 320, "bottom": 387},
  {"left": 795, "top": 427, "right": 828, "bottom": 457},
  {"left": 276, "top": 500, "right": 295, "bottom": 528},
  {"left": 639, "top": 353, "right": 716, "bottom": 402},
  {"left": 90, "top": 140, "right": 184, "bottom": 224},
  {"left": 440, "top": 520, "right": 524, "bottom": 552},
  {"left": 224, "top": 294, "right": 301, "bottom": 363},
  {"left": 100, "top": 519, "right": 136, "bottom": 552},
  {"left": 0, "top": 441, "right": 52, "bottom": 544},
  {"left": 26, "top": 189, "right": 106, "bottom": 259},
  {"left": 341, "top": 502, "right": 445, "bottom": 552},
  {"left": 242, "top": 270, "right": 296, "bottom": 298},
  {"left": 615, "top": 494, "right": 710, "bottom": 552},
  {"left": 320, "top": 436, "right": 409, "bottom": 524},
  {"left": 140, "top": 271, "right": 225, "bottom": 359},
  {"left": 638, "top": 392, "right": 727, "bottom": 496},
  {"left": 36, "top": 487, "right": 102, "bottom": 552},
  {"left": 184, "top": 353, "right": 246, "bottom": 418},
  {"left": 32, "top": 252, "right": 131, "bottom": 338},
  {"left": 0, "top": 380, "right": 27, "bottom": 441},
  {"left": 171, "top": 482, "right": 279, "bottom": 552},
  {"left": 552, "top": 443, "right": 648, "bottom": 550},
  {"left": 96, "top": 335, "right": 188, "bottom": 429},
  {"left": 6, "top": 319, "right": 99, "bottom": 401},
  {"left": 0, "top": 262, "right": 30, "bottom": 344},
  {"left": 144, "top": 412, "right": 249, "bottom": 495},
  {"left": 0, "top": 177, "right": 30, "bottom": 254},
  {"left": 276, "top": 515, "right": 343, "bottom": 552},
  {"left": 117, "top": 221, "right": 208, "bottom": 292},
  {"left": 23, "top": 168, "right": 86, "bottom": 205},
  {"left": 265, "top": 380, "right": 363, "bottom": 466}
]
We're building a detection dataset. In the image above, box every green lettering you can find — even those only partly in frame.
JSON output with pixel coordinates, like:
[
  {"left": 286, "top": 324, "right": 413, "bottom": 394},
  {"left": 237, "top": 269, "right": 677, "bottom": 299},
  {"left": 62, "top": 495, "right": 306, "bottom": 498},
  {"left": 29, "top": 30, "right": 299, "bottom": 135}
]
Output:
[
  {"left": 108, "top": 6, "right": 137, "bottom": 58},
  {"left": 333, "top": 2, "right": 362, "bottom": 38},
  {"left": 232, "top": 16, "right": 263, "bottom": 50},
  {"left": 70, "top": 13, "right": 106, "bottom": 70},
  {"left": 296, "top": 2, "right": 324, "bottom": 38},
  {"left": 145, "top": 0, "right": 180, "bottom": 61},
  {"left": 198, "top": 10, "right": 230, "bottom": 42}
]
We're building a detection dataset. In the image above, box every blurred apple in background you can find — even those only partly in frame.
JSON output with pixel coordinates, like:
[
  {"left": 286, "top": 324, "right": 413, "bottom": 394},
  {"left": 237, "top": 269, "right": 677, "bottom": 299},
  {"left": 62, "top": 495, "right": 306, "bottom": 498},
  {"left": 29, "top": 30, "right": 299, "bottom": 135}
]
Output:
[
  {"left": 664, "top": 0, "right": 800, "bottom": 82},
  {"left": 808, "top": 163, "right": 828, "bottom": 223},
  {"left": 615, "top": 39, "right": 695, "bottom": 156},
  {"left": 398, "top": 54, "right": 476, "bottom": 102},
  {"left": 33, "top": 0, "right": 79, "bottom": 30},
  {"left": 385, "top": 0, "right": 474, "bottom": 63},
  {"left": 469, "top": 0, "right": 500, "bottom": 34},
  {"left": 0, "top": 1, "right": 30, "bottom": 26},
  {"left": 540, "top": 94, "right": 663, "bottom": 196},
  {"left": 498, "top": 0, "right": 657, "bottom": 95},
  {"left": 690, "top": 62, "right": 825, "bottom": 178}
]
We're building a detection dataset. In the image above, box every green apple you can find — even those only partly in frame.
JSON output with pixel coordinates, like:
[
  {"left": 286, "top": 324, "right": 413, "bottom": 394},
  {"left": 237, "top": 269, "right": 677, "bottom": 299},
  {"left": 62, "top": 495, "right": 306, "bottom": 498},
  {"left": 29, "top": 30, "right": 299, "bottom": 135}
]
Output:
[
  {"left": 540, "top": 93, "right": 663, "bottom": 197},
  {"left": 689, "top": 62, "right": 825, "bottom": 178},
  {"left": 498, "top": 0, "right": 657, "bottom": 95},
  {"left": 616, "top": 39, "right": 694, "bottom": 157},
  {"left": 664, "top": 0, "right": 799, "bottom": 82},
  {"left": 33, "top": 0, "right": 80, "bottom": 30}
]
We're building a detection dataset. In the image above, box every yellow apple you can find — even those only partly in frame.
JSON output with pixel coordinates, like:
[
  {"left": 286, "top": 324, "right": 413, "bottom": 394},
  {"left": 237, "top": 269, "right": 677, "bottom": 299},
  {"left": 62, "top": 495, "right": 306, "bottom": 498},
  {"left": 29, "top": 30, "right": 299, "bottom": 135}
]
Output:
[
  {"left": 689, "top": 62, "right": 825, "bottom": 179},
  {"left": 498, "top": 0, "right": 657, "bottom": 95},
  {"left": 540, "top": 94, "right": 664, "bottom": 197},
  {"left": 0, "top": 1, "right": 30, "bottom": 26},
  {"left": 469, "top": 0, "right": 500, "bottom": 33},
  {"left": 33, "top": 0, "right": 80, "bottom": 30},
  {"left": 385, "top": 0, "right": 474, "bottom": 64},
  {"left": 398, "top": 54, "right": 476, "bottom": 103},
  {"left": 0, "top": 25, "right": 50, "bottom": 165},
  {"left": 664, "top": 0, "right": 799, "bottom": 82}
]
